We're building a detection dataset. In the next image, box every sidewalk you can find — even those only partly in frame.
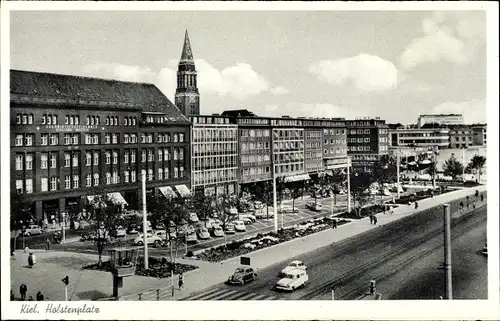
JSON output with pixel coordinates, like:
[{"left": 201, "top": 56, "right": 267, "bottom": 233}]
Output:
[{"left": 10, "top": 185, "right": 486, "bottom": 301}]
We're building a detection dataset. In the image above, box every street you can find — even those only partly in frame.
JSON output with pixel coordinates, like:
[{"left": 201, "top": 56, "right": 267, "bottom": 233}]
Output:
[{"left": 180, "top": 197, "right": 486, "bottom": 300}]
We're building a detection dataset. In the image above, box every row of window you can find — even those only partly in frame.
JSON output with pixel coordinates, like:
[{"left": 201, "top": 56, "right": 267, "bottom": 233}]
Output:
[
  {"left": 15, "top": 114, "right": 34, "bottom": 125},
  {"left": 274, "top": 152, "right": 304, "bottom": 163},
  {"left": 273, "top": 141, "right": 305, "bottom": 151},
  {"left": 305, "top": 151, "right": 323, "bottom": 160},
  {"left": 273, "top": 129, "right": 304, "bottom": 139},
  {"left": 192, "top": 168, "right": 238, "bottom": 186},
  {"left": 348, "top": 145, "right": 372, "bottom": 152},
  {"left": 306, "top": 131, "right": 322, "bottom": 139},
  {"left": 305, "top": 141, "right": 322, "bottom": 149},
  {"left": 325, "top": 138, "right": 347, "bottom": 145},
  {"left": 323, "top": 129, "right": 346, "bottom": 136},
  {"left": 192, "top": 143, "right": 238, "bottom": 155},
  {"left": 240, "top": 154, "right": 271, "bottom": 164},
  {"left": 193, "top": 156, "right": 238, "bottom": 170},
  {"left": 275, "top": 163, "right": 304, "bottom": 174},
  {"left": 324, "top": 147, "right": 347, "bottom": 155},
  {"left": 240, "top": 141, "right": 270, "bottom": 152},
  {"left": 240, "top": 129, "right": 271, "bottom": 138},
  {"left": 242, "top": 166, "right": 271, "bottom": 177},
  {"left": 17, "top": 166, "right": 187, "bottom": 194},
  {"left": 192, "top": 117, "right": 231, "bottom": 125},
  {"left": 192, "top": 129, "right": 237, "bottom": 142}
]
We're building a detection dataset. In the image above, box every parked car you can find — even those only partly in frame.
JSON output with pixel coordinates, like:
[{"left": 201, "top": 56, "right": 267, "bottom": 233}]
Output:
[
  {"left": 294, "top": 221, "right": 313, "bottom": 231},
  {"left": 227, "top": 267, "right": 257, "bottom": 285},
  {"left": 305, "top": 201, "right": 322, "bottom": 212},
  {"left": 275, "top": 269, "right": 309, "bottom": 291},
  {"left": 133, "top": 233, "right": 163, "bottom": 247},
  {"left": 240, "top": 217, "right": 253, "bottom": 225},
  {"left": 153, "top": 230, "right": 169, "bottom": 241},
  {"left": 382, "top": 188, "right": 391, "bottom": 196},
  {"left": 281, "top": 260, "right": 307, "bottom": 275},
  {"left": 185, "top": 231, "right": 198, "bottom": 244},
  {"left": 114, "top": 226, "right": 127, "bottom": 237},
  {"left": 233, "top": 220, "right": 247, "bottom": 232},
  {"left": 189, "top": 213, "right": 199, "bottom": 223},
  {"left": 255, "top": 209, "right": 274, "bottom": 219},
  {"left": 278, "top": 206, "right": 299, "bottom": 213},
  {"left": 224, "top": 223, "right": 236, "bottom": 234},
  {"left": 239, "top": 213, "right": 256, "bottom": 222},
  {"left": 210, "top": 225, "right": 225, "bottom": 237},
  {"left": 197, "top": 227, "right": 210, "bottom": 240},
  {"left": 22, "top": 225, "right": 44, "bottom": 236},
  {"left": 254, "top": 201, "right": 264, "bottom": 209}
]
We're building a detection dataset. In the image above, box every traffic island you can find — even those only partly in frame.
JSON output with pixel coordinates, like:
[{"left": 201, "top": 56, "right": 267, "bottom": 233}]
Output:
[{"left": 196, "top": 218, "right": 350, "bottom": 262}]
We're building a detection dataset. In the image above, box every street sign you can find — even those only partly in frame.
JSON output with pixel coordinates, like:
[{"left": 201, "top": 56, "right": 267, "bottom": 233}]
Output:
[{"left": 240, "top": 257, "right": 250, "bottom": 266}]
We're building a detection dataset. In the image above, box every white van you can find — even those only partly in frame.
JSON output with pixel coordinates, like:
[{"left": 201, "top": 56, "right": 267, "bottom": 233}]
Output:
[{"left": 276, "top": 269, "right": 309, "bottom": 291}]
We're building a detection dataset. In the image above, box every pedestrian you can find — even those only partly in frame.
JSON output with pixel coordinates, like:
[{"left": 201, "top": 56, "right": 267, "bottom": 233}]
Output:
[
  {"left": 390, "top": 206, "right": 394, "bottom": 215},
  {"left": 178, "top": 273, "right": 184, "bottom": 290},
  {"left": 480, "top": 194, "right": 484, "bottom": 202},
  {"left": 332, "top": 219, "right": 338, "bottom": 229},
  {"left": 19, "top": 284, "right": 27, "bottom": 301},
  {"left": 373, "top": 216, "right": 378, "bottom": 225},
  {"left": 28, "top": 252, "right": 36, "bottom": 268},
  {"left": 466, "top": 196, "right": 470, "bottom": 209},
  {"left": 475, "top": 190, "right": 479, "bottom": 198},
  {"left": 459, "top": 201, "right": 464, "bottom": 213},
  {"left": 36, "top": 291, "right": 44, "bottom": 301},
  {"left": 473, "top": 200, "right": 476, "bottom": 209},
  {"left": 11, "top": 290, "right": 15, "bottom": 301},
  {"left": 414, "top": 201, "right": 419, "bottom": 210},
  {"left": 45, "top": 237, "right": 51, "bottom": 251},
  {"left": 369, "top": 215, "right": 373, "bottom": 224}
]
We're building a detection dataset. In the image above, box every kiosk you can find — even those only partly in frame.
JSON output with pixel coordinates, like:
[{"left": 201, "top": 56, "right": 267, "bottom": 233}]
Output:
[{"left": 108, "top": 247, "right": 138, "bottom": 298}]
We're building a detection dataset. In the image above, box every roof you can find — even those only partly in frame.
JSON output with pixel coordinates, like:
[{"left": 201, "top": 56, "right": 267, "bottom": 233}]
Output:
[
  {"left": 419, "top": 114, "right": 463, "bottom": 117},
  {"left": 221, "top": 109, "right": 258, "bottom": 117},
  {"left": 10, "top": 69, "right": 189, "bottom": 123},
  {"left": 180, "top": 30, "right": 194, "bottom": 61}
]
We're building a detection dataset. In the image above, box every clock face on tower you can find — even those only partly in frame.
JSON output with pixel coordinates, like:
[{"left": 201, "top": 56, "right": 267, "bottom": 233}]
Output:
[{"left": 189, "top": 95, "right": 196, "bottom": 103}]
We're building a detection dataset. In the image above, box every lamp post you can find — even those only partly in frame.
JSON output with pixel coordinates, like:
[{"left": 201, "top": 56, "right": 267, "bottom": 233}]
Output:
[
  {"left": 396, "top": 150, "right": 401, "bottom": 199},
  {"left": 141, "top": 170, "right": 148, "bottom": 270},
  {"left": 346, "top": 157, "right": 351, "bottom": 213},
  {"left": 462, "top": 147, "right": 466, "bottom": 182}
]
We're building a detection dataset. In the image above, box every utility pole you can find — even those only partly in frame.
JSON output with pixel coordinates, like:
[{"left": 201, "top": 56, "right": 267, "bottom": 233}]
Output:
[
  {"left": 61, "top": 212, "right": 66, "bottom": 244},
  {"left": 443, "top": 204, "right": 452, "bottom": 300},
  {"left": 396, "top": 151, "right": 401, "bottom": 199},
  {"left": 170, "top": 236, "right": 175, "bottom": 297},
  {"left": 141, "top": 170, "right": 148, "bottom": 270},
  {"left": 272, "top": 164, "right": 278, "bottom": 233},
  {"left": 346, "top": 157, "right": 351, "bottom": 213},
  {"left": 462, "top": 148, "right": 466, "bottom": 182}
]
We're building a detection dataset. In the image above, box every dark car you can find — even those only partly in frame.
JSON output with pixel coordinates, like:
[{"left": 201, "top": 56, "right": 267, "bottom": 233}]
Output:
[{"left": 227, "top": 267, "right": 257, "bottom": 285}]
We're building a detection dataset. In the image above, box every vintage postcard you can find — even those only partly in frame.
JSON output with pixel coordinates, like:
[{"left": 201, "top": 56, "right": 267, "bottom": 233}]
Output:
[{"left": 1, "top": 1, "right": 499, "bottom": 320}]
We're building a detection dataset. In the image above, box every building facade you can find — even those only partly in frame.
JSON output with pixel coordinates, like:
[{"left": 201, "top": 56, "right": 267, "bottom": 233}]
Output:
[
  {"left": 175, "top": 30, "right": 200, "bottom": 117},
  {"left": 190, "top": 115, "right": 239, "bottom": 196},
  {"left": 320, "top": 119, "right": 348, "bottom": 170},
  {"left": 449, "top": 125, "right": 474, "bottom": 148},
  {"left": 389, "top": 126, "right": 450, "bottom": 148},
  {"left": 472, "top": 124, "right": 487, "bottom": 146},
  {"left": 417, "top": 114, "right": 464, "bottom": 128},
  {"left": 11, "top": 70, "right": 191, "bottom": 223},
  {"left": 345, "top": 118, "right": 389, "bottom": 171},
  {"left": 271, "top": 119, "right": 307, "bottom": 182}
]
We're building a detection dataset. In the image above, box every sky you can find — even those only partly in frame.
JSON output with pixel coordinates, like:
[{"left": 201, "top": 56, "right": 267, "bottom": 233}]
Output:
[{"left": 10, "top": 10, "right": 487, "bottom": 124}]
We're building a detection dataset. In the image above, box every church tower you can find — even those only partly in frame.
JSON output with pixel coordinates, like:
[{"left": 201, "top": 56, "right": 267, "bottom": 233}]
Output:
[{"left": 175, "top": 30, "right": 200, "bottom": 116}]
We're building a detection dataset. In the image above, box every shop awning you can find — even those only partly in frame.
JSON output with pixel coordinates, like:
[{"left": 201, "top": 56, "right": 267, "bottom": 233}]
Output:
[
  {"left": 175, "top": 185, "right": 191, "bottom": 197},
  {"left": 86, "top": 192, "right": 127, "bottom": 207},
  {"left": 284, "top": 174, "right": 311, "bottom": 183},
  {"left": 159, "top": 186, "right": 177, "bottom": 198},
  {"left": 107, "top": 192, "right": 128, "bottom": 206}
]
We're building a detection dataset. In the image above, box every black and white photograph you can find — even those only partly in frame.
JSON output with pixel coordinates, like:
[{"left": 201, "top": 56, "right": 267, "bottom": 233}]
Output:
[{"left": 1, "top": 2, "right": 499, "bottom": 320}]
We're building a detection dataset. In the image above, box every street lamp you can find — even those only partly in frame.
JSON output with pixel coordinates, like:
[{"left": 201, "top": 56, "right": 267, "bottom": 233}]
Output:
[{"left": 346, "top": 157, "right": 352, "bottom": 213}]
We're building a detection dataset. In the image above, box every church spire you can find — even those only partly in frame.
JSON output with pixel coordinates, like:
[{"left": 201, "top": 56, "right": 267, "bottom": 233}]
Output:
[{"left": 181, "top": 29, "right": 194, "bottom": 61}]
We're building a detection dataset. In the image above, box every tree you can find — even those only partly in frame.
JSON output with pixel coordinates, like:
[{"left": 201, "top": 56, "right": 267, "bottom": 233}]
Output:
[
  {"left": 330, "top": 169, "right": 346, "bottom": 206},
  {"left": 442, "top": 155, "right": 464, "bottom": 180},
  {"left": 191, "top": 193, "right": 214, "bottom": 227},
  {"left": 290, "top": 186, "right": 303, "bottom": 212},
  {"left": 255, "top": 181, "right": 273, "bottom": 219},
  {"left": 349, "top": 172, "right": 373, "bottom": 217},
  {"left": 468, "top": 155, "right": 486, "bottom": 182},
  {"left": 212, "top": 193, "right": 238, "bottom": 231},
  {"left": 85, "top": 195, "right": 122, "bottom": 266},
  {"left": 11, "top": 190, "right": 33, "bottom": 230}
]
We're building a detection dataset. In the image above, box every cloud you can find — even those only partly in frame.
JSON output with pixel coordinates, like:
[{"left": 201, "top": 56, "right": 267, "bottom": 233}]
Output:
[
  {"left": 82, "top": 60, "right": 281, "bottom": 101},
  {"left": 309, "top": 53, "right": 399, "bottom": 92},
  {"left": 259, "top": 102, "right": 365, "bottom": 119},
  {"left": 431, "top": 99, "right": 486, "bottom": 124},
  {"left": 400, "top": 11, "right": 485, "bottom": 70},
  {"left": 270, "top": 86, "right": 290, "bottom": 96}
]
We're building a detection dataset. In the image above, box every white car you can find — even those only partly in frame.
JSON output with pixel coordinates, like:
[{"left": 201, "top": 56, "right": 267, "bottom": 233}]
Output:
[
  {"left": 22, "top": 225, "right": 44, "bottom": 236},
  {"left": 276, "top": 269, "right": 309, "bottom": 292},
  {"left": 255, "top": 209, "right": 274, "bottom": 219},
  {"left": 278, "top": 206, "right": 299, "bottom": 213},
  {"left": 382, "top": 188, "right": 391, "bottom": 196},
  {"left": 281, "top": 260, "right": 307, "bottom": 275},
  {"left": 134, "top": 233, "right": 163, "bottom": 246},
  {"left": 233, "top": 220, "right": 247, "bottom": 232},
  {"left": 239, "top": 213, "right": 256, "bottom": 222},
  {"left": 189, "top": 213, "right": 199, "bottom": 223},
  {"left": 241, "top": 217, "right": 253, "bottom": 225}
]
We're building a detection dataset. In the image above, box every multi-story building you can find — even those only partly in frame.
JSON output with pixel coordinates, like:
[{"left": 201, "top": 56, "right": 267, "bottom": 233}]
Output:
[
  {"left": 320, "top": 118, "right": 349, "bottom": 171},
  {"left": 190, "top": 115, "right": 239, "bottom": 196},
  {"left": 389, "top": 126, "right": 450, "bottom": 148},
  {"left": 417, "top": 114, "right": 464, "bottom": 128},
  {"left": 10, "top": 70, "right": 191, "bottom": 223},
  {"left": 449, "top": 125, "right": 474, "bottom": 148},
  {"left": 303, "top": 119, "right": 323, "bottom": 173},
  {"left": 345, "top": 117, "right": 389, "bottom": 171},
  {"left": 472, "top": 124, "right": 487, "bottom": 146},
  {"left": 236, "top": 117, "right": 272, "bottom": 184}
]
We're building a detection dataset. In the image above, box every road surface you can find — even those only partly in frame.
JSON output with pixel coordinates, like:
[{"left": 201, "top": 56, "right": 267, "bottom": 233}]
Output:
[{"left": 180, "top": 196, "right": 487, "bottom": 300}]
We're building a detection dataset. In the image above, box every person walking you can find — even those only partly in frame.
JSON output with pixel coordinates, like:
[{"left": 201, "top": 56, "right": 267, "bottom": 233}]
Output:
[
  {"left": 480, "top": 194, "right": 484, "bottom": 202},
  {"left": 473, "top": 200, "right": 476, "bottom": 209},
  {"left": 19, "top": 284, "right": 27, "bottom": 301},
  {"left": 28, "top": 252, "right": 36, "bottom": 268},
  {"left": 45, "top": 237, "right": 51, "bottom": 251},
  {"left": 369, "top": 215, "right": 373, "bottom": 224},
  {"left": 475, "top": 190, "right": 479, "bottom": 198},
  {"left": 373, "top": 216, "right": 378, "bottom": 225},
  {"left": 36, "top": 291, "right": 44, "bottom": 301},
  {"left": 178, "top": 273, "right": 184, "bottom": 290},
  {"left": 459, "top": 201, "right": 464, "bottom": 213},
  {"left": 332, "top": 219, "right": 338, "bottom": 229},
  {"left": 390, "top": 205, "right": 394, "bottom": 215},
  {"left": 466, "top": 196, "right": 470, "bottom": 209},
  {"left": 414, "top": 201, "right": 419, "bottom": 210}
]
